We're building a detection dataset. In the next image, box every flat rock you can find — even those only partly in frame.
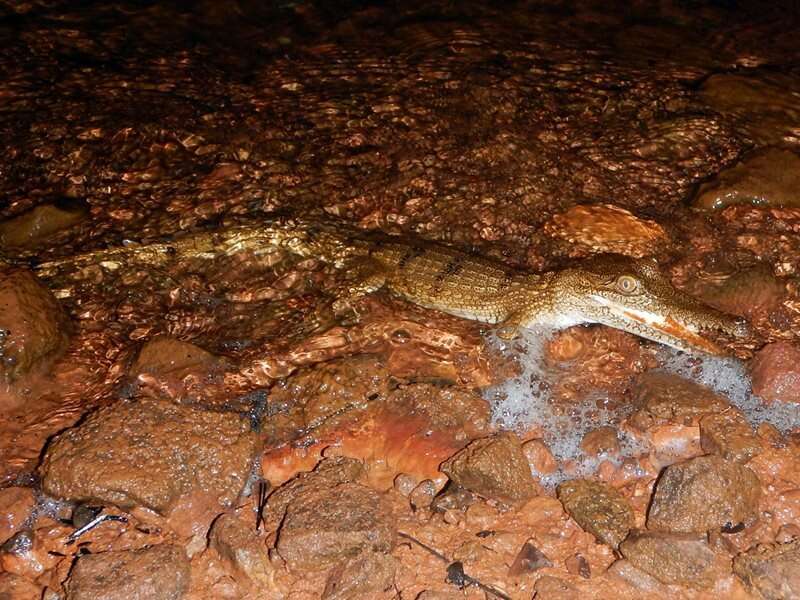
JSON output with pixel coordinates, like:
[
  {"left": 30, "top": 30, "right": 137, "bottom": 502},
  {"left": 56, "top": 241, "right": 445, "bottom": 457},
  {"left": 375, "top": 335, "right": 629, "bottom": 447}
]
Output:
[
  {"left": 629, "top": 372, "right": 730, "bottom": 430},
  {"left": 620, "top": 530, "right": 729, "bottom": 589},
  {"left": 694, "top": 148, "right": 800, "bottom": 210},
  {"left": 322, "top": 550, "right": 396, "bottom": 599},
  {"left": 750, "top": 342, "right": 800, "bottom": 404},
  {"left": 557, "top": 479, "right": 634, "bottom": 548},
  {"left": 40, "top": 398, "right": 260, "bottom": 513},
  {"left": 65, "top": 544, "right": 190, "bottom": 600},
  {"left": 440, "top": 431, "right": 535, "bottom": 506},
  {"left": 276, "top": 481, "right": 395, "bottom": 571},
  {"left": 647, "top": 455, "right": 761, "bottom": 534},
  {"left": 700, "top": 411, "right": 762, "bottom": 464},
  {"left": 733, "top": 540, "right": 800, "bottom": 600},
  {"left": 0, "top": 269, "right": 68, "bottom": 382},
  {"left": 0, "top": 572, "right": 41, "bottom": 600}
]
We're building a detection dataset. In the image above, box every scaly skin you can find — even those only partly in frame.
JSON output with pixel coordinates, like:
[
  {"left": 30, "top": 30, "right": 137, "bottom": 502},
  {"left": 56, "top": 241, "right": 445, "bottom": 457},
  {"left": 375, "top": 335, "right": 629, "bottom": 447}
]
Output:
[{"left": 34, "top": 216, "right": 749, "bottom": 355}]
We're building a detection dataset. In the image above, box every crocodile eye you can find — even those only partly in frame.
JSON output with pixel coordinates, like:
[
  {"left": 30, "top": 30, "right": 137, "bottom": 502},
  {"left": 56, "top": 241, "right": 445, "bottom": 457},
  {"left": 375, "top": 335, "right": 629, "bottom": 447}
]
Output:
[{"left": 616, "top": 275, "right": 639, "bottom": 294}]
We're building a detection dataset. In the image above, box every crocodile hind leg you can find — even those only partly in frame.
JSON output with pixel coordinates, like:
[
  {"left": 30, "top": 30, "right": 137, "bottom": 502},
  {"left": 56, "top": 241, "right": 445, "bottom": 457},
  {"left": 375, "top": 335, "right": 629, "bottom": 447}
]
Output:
[{"left": 330, "top": 256, "right": 387, "bottom": 318}]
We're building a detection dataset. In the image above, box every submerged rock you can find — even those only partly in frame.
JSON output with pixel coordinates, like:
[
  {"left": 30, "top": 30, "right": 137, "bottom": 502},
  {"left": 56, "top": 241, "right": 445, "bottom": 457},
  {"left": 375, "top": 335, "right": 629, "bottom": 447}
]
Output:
[
  {"left": 647, "top": 455, "right": 761, "bottom": 534},
  {"left": 557, "top": 479, "right": 634, "bottom": 549},
  {"left": 694, "top": 148, "right": 800, "bottom": 210},
  {"left": 629, "top": 372, "right": 730, "bottom": 430},
  {"left": 440, "top": 431, "right": 536, "bottom": 506},
  {"left": 543, "top": 203, "right": 667, "bottom": 258},
  {"left": 750, "top": 342, "right": 800, "bottom": 404},
  {"left": 40, "top": 398, "right": 260, "bottom": 514},
  {"left": 0, "top": 269, "right": 68, "bottom": 382},
  {"left": 733, "top": 540, "right": 800, "bottom": 600},
  {"left": 0, "top": 200, "right": 88, "bottom": 250},
  {"left": 65, "top": 544, "right": 190, "bottom": 600},
  {"left": 620, "top": 530, "right": 729, "bottom": 589}
]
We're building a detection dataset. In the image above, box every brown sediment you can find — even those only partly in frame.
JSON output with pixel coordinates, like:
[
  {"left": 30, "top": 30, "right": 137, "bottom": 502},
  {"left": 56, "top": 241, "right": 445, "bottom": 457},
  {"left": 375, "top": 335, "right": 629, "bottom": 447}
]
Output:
[{"left": 0, "top": 1, "right": 799, "bottom": 598}]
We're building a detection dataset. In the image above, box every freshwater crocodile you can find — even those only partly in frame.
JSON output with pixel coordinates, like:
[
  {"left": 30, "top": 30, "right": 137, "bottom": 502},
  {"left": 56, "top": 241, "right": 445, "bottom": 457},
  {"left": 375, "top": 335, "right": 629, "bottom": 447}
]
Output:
[{"left": 33, "top": 215, "right": 749, "bottom": 355}]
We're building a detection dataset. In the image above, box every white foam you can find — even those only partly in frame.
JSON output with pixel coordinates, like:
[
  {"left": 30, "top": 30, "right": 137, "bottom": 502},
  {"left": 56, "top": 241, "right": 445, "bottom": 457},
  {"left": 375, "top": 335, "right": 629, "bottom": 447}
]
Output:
[
  {"left": 483, "top": 326, "right": 645, "bottom": 487},
  {"left": 483, "top": 326, "right": 800, "bottom": 487},
  {"left": 656, "top": 347, "right": 800, "bottom": 433}
]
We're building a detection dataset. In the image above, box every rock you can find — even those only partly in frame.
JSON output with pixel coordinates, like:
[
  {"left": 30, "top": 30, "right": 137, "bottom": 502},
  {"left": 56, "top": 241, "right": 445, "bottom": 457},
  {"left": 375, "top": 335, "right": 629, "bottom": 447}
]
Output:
[
  {"left": 698, "top": 265, "right": 786, "bottom": 323},
  {"left": 322, "top": 550, "right": 396, "bottom": 599},
  {"left": 620, "top": 530, "right": 729, "bottom": 589},
  {"left": 581, "top": 427, "right": 620, "bottom": 457},
  {"left": 647, "top": 455, "right": 761, "bottom": 533},
  {"left": 629, "top": 372, "right": 730, "bottom": 430},
  {"left": 0, "top": 530, "right": 54, "bottom": 579},
  {"left": 543, "top": 204, "right": 667, "bottom": 258},
  {"left": 532, "top": 575, "right": 577, "bottom": 599},
  {"left": 0, "top": 200, "right": 88, "bottom": 249},
  {"left": 65, "top": 544, "right": 190, "bottom": 600},
  {"left": 0, "top": 487, "right": 35, "bottom": 544},
  {"left": 131, "top": 335, "right": 221, "bottom": 377},
  {"left": 507, "top": 540, "right": 552, "bottom": 576},
  {"left": 40, "top": 398, "right": 260, "bottom": 514},
  {"left": 700, "top": 73, "right": 800, "bottom": 147},
  {"left": 607, "top": 559, "right": 670, "bottom": 595},
  {"left": 0, "top": 572, "right": 41, "bottom": 600},
  {"left": 750, "top": 342, "right": 800, "bottom": 404},
  {"left": 700, "top": 411, "right": 762, "bottom": 463},
  {"left": 522, "top": 438, "right": 558, "bottom": 475},
  {"left": 275, "top": 481, "right": 395, "bottom": 571},
  {"left": 0, "top": 269, "right": 68, "bottom": 382},
  {"left": 733, "top": 540, "right": 800, "bottom": 600},
  {"left": 564, "top": 553, "right": 591, "bottom": 579},
  {"left": 694, "top": 149, "right": 800, "bottom": 210},
  {"left": 557, "top": 479, "right": 633, "bottom": 549},
  {"left": 440, "top": 431, "right": 536, "bottom": 506},
  {"left": 208, "top": 513, "right": 273, "bottom": 589}
]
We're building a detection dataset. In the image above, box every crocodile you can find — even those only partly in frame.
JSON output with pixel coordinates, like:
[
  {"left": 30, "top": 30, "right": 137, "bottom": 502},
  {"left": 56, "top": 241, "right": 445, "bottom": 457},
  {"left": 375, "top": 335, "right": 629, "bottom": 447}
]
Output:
[{"left": 32, "top": 215, "right": 749, "bottom": 355}]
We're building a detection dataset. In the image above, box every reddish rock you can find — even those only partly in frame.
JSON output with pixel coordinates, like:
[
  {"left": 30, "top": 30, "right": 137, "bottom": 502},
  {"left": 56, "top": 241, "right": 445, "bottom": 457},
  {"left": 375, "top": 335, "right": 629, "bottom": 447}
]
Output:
[
  {"left": 0, "top": 572, "right": 41, "bottom": 600},
  {"left": 322, "top": 550, "right": 396, "bottom": 599},
  {"left": 581, "top": 427, "right": 620, "bottom": 457},
  {"left": 0, "top": 487, "right": 35, "bottom": 544},
  {"left": 733, "top": 540, "right": 800, "bottom": 600},
  {"left": 620, "top": 530, "right": 730, "bottom": 589},
  {"left": 700, "top": 411, "right": 762, "bottom": 463},
  {"left": 208, "top": 513, "right": 274, "bottom": 589},
  {"left": 532, "top": 575, "right": 577, "bottom": 599},
  {"left": 40, "top": 398, "right": 260, "bottom": 514},
  {"left": 647, "top": 455, "right": 761, "bottom": 534},
  {"left": 629, "top": 372, "right": 730, "bottom": 429},
  {"left": 522, "top": 438, "right": 558, "bottom": 475},
  {"left": 275, "top": 481, "right": 396, "bottom": 572},
  {"left": 557, "top": 479, "right": 634, "bottom": 549},
  {"left": 750, "top": 342, "right": 800, "bottom": 404},
  {"left": 441, "top": 432, "right": 536, "bottom": 506},
  {"left": 65, "top": 544, "right": 190, "bottom": 600},
  {"left": 607, "top": 559, "right": 670, "bottom": 595},
  {"left": 0, "top": 269, "right": 68, "bottom": 382}
]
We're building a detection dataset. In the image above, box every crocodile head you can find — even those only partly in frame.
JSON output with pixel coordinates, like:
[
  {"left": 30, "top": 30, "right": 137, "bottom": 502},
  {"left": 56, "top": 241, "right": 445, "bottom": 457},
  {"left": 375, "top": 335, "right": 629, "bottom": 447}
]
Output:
[{"left": 549, "top": 254, "right": 750, "bottom": 355}]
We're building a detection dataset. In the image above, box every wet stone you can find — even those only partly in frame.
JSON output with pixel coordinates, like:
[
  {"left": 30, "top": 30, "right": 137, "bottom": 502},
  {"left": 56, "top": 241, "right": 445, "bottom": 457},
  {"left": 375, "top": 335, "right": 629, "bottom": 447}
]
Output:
[
  {"left": 507, "top": 540, "right": 552, "bottom": 577},
  {"left": 647, "top": 455, "right": 761, "bottom": 534},
  {"left": 750, "top": 342, "right": 800, "bottom": 404},
  {"left": 275, "top": 481, "right": 395, "bottom": 572},
  {"left": 322, "top": 550, "right": 396, "bottom": 600},
  {"left": 694, "top": 149, "right": 800, "bottom": 210},
  {"left": 533, "top": 575, "right": 577, "bottom": 599},
  {"left": 0, "top": 200, "right": 88, "bottom": 249},
  {"left": 0, "top": 572, "right": 41, "bottom": 600},
  {"left": 629, "top": 372, "right": 730, "bottom": 430},
  {"left": 733, "top": 539, "right": 800, "bottom": 600},
  {"left": 581, "top": 426, "right": 620, "bottom": 457},
  {"left": 557, "top": 479, "right": 634, "bottom": 549},
  {"left": 699, "top": 264, "right": 785, "bottom": 322},
  {"left": 700, "top": 411, "right": 762, "bottom": 463},
  {"left": 607, "top": 559, "right": 670, "bottom": 596},
  {"left": 440, "top": 431, "right": 536, "bottom": 506},
  {"left": 0, "top": 487, "right": 35, "bottom": 544},
  {"left": 40, "top": 398, "right": 260, "bottom": 514},
  {"left": 65, "top": 544, "right": 190, "bottom": 600},
  {"left": 208, "top": 513, "right": 273, "bottom": 589},
  {"left": 0, "top": 269, "right": 68, "bottom": 382},
  {"left": 620, "top": 530, "right": 729, "bottom": 589}
]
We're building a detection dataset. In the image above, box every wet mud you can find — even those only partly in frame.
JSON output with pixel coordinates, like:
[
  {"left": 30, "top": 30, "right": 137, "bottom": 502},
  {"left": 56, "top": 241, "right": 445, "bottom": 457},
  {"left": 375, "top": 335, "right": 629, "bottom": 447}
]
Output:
[{"left": 1, "top": 0, "right": 800, "bottom": 598}]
